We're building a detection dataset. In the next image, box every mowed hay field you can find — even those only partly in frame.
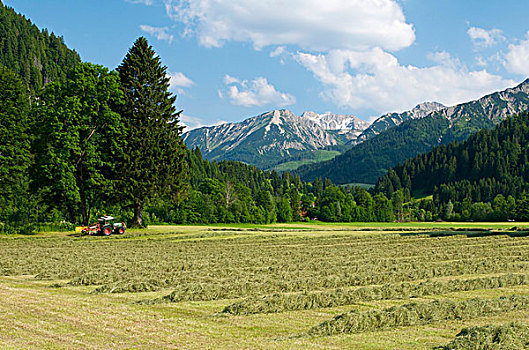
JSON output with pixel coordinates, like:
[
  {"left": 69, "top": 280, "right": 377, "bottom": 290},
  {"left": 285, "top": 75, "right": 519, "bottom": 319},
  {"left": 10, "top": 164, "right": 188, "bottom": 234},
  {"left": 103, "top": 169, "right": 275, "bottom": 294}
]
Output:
[{"left": 1, "top": 223, "right": 529, "bottom": 349}]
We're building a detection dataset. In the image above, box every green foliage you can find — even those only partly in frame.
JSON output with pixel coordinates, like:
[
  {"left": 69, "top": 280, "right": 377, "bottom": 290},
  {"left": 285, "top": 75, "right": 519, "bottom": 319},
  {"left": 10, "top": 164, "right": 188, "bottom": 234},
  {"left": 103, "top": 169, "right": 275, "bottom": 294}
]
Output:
[
  {"left": 33, "top": 63, "right": 124, "bottom": 224},
  {"left": 276, "top": 197, "right": 293, "bottom": 223},
  {"left": 0, "top": 3, "right": 80, "bottom": 95},
  {"left": 117, "top": 37, "right": 188, "bottom": 227},
  {"left": 0, "top": 66, "right": 32, "bottom": 233}
]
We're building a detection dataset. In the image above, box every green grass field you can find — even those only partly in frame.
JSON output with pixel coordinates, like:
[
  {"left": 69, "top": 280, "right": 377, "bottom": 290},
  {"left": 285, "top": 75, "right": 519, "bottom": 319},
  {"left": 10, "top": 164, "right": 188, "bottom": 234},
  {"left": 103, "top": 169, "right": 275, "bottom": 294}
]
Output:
[
  {"left": 268, "top": 150, "right": 341, "bottom": 172},
  {"left": 1, "top": 222, "right": 529, "bottom": 349}
]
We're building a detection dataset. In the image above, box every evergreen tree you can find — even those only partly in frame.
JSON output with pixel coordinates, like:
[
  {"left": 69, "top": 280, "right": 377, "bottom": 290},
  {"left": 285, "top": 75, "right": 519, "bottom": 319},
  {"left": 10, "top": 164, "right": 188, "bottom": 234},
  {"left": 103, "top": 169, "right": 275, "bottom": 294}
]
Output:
[
  {"left": 276, "top": 197, "right": 293, "bottom": 223},
  {"left": 516, "top": 192, "right": 529, "bottom": 221},
  {"left": 117, "top": 37, "right": 188, "bottom": 227}
]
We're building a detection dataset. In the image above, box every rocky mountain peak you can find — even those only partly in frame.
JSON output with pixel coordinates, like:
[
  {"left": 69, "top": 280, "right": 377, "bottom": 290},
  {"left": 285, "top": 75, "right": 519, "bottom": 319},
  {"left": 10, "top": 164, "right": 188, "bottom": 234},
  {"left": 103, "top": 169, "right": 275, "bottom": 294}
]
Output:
[
  {"left": 301, "top": 111, "right": 369, "bottom": 131},
  {"left": 411, "top": 102, "right": 446, "bottom": 118}
]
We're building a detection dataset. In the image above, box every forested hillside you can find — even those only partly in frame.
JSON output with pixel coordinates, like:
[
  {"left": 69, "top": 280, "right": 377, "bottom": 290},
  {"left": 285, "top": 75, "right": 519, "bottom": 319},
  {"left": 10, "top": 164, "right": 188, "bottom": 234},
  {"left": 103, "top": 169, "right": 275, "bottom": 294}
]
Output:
[
  {"left": 376, "top": 112, "right": 529, "bottom": 221},
  {"left": 297, "top": 80, "right": 529, "bottom": 184},
  {"left": 0, "top": 3, "right": 80, "bottom": 94}
]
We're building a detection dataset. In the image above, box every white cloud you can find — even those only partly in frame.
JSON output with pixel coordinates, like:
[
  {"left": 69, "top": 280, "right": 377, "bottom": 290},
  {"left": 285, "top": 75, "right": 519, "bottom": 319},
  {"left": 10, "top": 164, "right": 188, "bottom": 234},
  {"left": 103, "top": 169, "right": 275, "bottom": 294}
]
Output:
[
  {"left": 221, "top": 75, "right": 296, "bottom": 107},
  {"left": 162, "top": 0, "right": 414, "bottom": 51},
  {"left": 125, "top": 0, "right": 153, "bottom": 5},
  {"left": 504, "top": 31, "right": 529, "bottom": 76},
  {"left": 427, "top": 51, "right": 461, "bottom": 69},
  {"left": 223, "top": 75, "right": 240, "bottom": 85},
  {"left": 270, "top": 46, "right": 286, "bottom": 58},
  {"left": 168, "top": 71, "right": 195, "bottom": 89},
  {"left": 474, "top": 56, "right": 488, "bottom": 68},
  {"left": 140, "top": 25, "right": 174, "bottom": 43},
  {"left": 295, "top": 48, "right": 514, "bottom": 114},
  {"left": 468, "top": 27, "right": 505, "bottom": 49}
]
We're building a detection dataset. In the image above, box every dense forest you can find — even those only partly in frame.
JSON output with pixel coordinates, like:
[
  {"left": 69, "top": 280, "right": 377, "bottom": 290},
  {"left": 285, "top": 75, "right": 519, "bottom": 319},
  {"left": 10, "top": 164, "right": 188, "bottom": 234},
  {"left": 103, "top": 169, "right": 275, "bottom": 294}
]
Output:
[
  {"left": 376, "top": 112, "right": 529, "bottom": 221},
  {"left": 296, "top": 80, "right": 529, "bottom": 185},
  {"left": 0, "top": 4, "right": 80, "bottom": 94},
  {"left": 145, "top": 147, "right": 402, "bottom": 225}
]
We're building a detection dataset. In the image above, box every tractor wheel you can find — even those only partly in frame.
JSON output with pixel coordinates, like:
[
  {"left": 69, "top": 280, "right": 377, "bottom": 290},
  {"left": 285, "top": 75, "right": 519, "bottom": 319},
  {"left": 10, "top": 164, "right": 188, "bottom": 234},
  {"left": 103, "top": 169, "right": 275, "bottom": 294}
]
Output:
[
  {"left": 103, "top": 226, "right": 112, "bottom": 236},
  {"left": 118, "top": 227, "right": 125, "bottom": 235}
]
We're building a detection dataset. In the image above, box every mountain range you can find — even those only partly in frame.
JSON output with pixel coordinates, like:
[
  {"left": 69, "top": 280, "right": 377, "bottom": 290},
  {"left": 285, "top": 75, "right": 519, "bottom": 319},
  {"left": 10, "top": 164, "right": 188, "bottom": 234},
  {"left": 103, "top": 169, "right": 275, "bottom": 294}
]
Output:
[
  {"left": 185, "top": 79, "right": 529, "bottom": 184},
  {"left": 297, "top": 79, "right": 529, "bottom": 184},
  {"left": 183, "top": 110, "right": 370, "bottom": 169},
  {"left": 183, "top": 102, "right": 446, "bottom": 170}
]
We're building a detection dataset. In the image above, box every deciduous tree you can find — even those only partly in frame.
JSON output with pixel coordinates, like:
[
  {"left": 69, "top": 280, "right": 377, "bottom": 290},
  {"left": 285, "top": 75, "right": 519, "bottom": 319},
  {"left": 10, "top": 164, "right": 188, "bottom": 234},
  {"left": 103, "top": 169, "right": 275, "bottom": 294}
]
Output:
[{"left": 33, "top": 63, "right": 123, "bottom": 224}]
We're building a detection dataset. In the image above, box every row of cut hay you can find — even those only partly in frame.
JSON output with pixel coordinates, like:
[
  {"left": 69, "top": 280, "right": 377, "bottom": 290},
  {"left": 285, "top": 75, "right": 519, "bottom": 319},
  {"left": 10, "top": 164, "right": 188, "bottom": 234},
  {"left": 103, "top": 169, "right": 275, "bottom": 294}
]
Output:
[
  {"left": 307, "top": 295, "right": 529, "bottom": 336},
  {"left": 222, "top": 273, "right": 529, "bottom": 315},
  {"left": 435, "top": 322, "right": 529, "bottom": 349},
  {"left": 137, "top": 259, "right": 528, "bottom": 301}
]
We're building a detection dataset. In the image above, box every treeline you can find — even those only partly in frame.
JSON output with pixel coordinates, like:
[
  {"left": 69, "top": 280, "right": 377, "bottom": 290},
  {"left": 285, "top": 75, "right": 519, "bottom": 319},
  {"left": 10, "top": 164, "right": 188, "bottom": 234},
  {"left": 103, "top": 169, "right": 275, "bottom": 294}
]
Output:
[
  {"left": 376, "top": 112, "right": 529, "bottom": 221},
  {"left": 0, "top": 4, "right": 80, "bottom": 94},
  {"left": 145, "top": 147, "right": 402, "bottom": 224}
]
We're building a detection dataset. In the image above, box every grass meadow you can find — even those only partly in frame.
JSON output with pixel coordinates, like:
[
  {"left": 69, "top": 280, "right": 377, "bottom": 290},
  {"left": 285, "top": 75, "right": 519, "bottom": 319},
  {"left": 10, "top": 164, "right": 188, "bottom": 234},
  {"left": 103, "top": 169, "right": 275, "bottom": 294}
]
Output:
[{"left": 1, "top": 222, "right": 529, "bottom": 349}]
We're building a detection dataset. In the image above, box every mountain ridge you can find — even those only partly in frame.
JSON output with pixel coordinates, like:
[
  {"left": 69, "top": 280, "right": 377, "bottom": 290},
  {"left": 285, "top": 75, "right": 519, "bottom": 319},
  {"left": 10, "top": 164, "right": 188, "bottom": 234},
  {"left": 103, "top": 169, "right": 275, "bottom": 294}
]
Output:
[
  {"left": 296, "top": 79, "right": 529, "bottom": 184},
  {"left": 358, "top": 101, "right": 446, "bottom": 141},
  {"left": 183, "top": 109, "right": 369, "bottom": 169}
]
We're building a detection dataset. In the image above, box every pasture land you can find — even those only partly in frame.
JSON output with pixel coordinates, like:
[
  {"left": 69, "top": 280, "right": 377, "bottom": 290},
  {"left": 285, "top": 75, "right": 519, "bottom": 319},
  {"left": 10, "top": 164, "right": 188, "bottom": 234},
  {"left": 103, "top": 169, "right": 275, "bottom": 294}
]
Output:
[{"left": 1, "top": 223, "right": 529, "bottom": 349}]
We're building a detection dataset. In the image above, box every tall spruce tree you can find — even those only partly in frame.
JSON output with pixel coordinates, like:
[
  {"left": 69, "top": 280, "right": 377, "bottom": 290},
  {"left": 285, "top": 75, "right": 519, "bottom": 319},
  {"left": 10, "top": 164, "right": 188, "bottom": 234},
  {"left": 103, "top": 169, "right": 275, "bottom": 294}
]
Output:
[{"left": 117, "top": 37, "right": 188, "bottom": 227}]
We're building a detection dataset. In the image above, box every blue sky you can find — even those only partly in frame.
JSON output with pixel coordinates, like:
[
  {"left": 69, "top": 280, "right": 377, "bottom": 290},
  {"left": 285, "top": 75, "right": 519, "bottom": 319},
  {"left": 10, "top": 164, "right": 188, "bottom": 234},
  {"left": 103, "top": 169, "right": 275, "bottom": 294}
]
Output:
[{"left": 5, "top": 0, "right": 529, "bottom": 130}]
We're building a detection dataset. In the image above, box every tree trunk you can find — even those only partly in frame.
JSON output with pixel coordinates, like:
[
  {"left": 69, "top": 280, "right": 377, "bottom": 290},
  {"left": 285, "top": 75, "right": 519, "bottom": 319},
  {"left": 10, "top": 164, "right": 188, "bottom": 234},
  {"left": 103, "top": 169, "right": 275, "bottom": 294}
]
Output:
[
  {"left": 80, "top": 203, "right": 88, "bottom": 225},
  {"left": 133, "top": 200, "right": 144, "bottom": 228},
  {"left": 80, "top": 191, "right": 88, "bottom": 225}
]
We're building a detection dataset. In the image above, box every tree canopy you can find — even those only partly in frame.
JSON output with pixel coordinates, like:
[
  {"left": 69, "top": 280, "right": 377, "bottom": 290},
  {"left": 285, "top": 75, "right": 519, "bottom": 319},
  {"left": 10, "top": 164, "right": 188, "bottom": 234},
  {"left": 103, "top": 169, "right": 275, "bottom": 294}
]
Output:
[{"left": 33, "top": 63, "right": 124, "bottom": 224}]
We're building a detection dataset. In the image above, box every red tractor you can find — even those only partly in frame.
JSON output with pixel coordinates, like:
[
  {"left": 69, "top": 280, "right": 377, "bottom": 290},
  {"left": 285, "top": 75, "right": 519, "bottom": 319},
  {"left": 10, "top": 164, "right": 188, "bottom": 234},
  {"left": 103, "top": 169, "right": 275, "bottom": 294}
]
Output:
[{"left": 81, "top": 216, "right": 126, "bottom": 236}]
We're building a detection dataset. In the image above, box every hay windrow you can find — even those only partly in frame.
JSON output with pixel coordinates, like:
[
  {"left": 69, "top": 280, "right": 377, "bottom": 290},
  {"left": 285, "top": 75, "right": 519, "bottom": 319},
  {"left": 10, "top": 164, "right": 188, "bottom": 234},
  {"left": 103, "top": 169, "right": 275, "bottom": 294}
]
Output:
[
  {"left": 308, "top": 295, "right": 529, "bottom": 336},
  {"left": 223, "top": 274, "right": 529, "bottom": 315},
  {"left": 435, "top": 322, "right": 529, "bottom": 350}
]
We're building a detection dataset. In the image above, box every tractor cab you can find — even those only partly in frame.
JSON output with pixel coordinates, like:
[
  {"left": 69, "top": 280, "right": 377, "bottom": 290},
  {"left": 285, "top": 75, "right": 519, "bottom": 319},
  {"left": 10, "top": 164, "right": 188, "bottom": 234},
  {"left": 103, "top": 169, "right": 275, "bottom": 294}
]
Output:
[{"left": 97, "top": 215, "right": 116, "bottom": 226}]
